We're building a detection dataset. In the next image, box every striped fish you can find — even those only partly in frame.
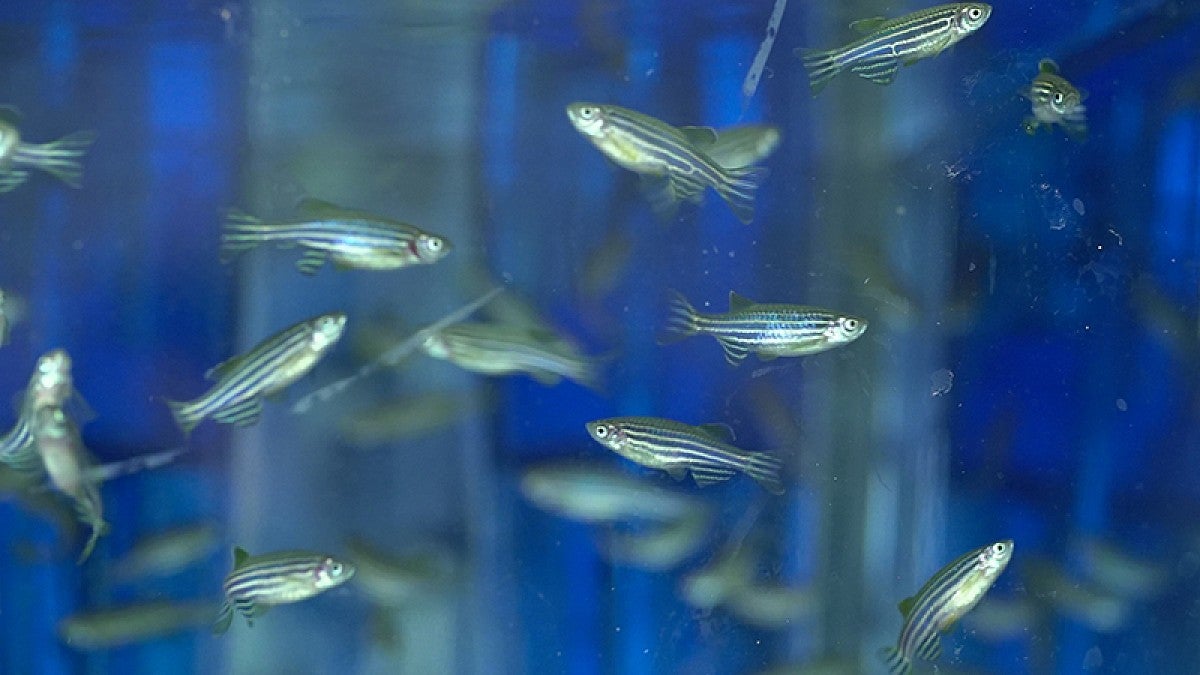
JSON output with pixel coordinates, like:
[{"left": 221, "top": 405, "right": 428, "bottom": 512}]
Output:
[
  {"left": 1023, "top": 59, "right": 1087, "bottom": 139},
  {"left": 421, "top": 321, "right": 601, "bottom": 389},
  {"left": 0, "top": 113, "right": 96, "bottom": 192},
  {"left": 167, "top": 313, "right": 346, "bottom": 434},
  {"left": 585, "top": 416, "right": 785, "bottom": 494},
  {"left": 566, "top": 103, "right": 769, "bottom": 224},
  {"left": 32, "top": 406, "right": 109, "bottom": 563},
  {"left": 663, "top": 290, "right": 867, "bottom": 365},
  {"left": 796, "top": 3, "right": 992, "bottom": 96},
  {"left": 221, "top": 198, "right": 452, "bottom": 275},
  {"left": 214, "top": 547, "right": 356, "bottom": 635},
  {"left": 881, "top": 540, "right": 1014, "bottom": 675},
  {"left": 1, "top": 349, "right": 81, "bottom": 471}
]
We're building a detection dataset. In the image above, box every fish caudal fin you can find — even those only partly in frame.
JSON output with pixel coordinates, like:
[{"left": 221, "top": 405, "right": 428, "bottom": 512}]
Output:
[
  {"left": 796, "top": 47, "right": 843, "bottom": 96},
  {"left": 220, "top": 209, "right": 270, "bottom": 263},
  {"left": 76, "top": 518, "right": 109, "bottom": 565},
  {"left": 659, "top": 290, "right": 700, "bottom": 344},
  {"left": 15, "top": 130, "right": 97, "bottom": 188},
  {"left": 715, "top": 165, "right": 769, "bottom": 224},
  {"left": 879, "top": 646, "right": 912, "bottom": 675},
  {"left": 213, "top": 601, "right": 234, "bottom": 635},
  {"left": 166, "top": 400, "right": 200, "bottom": 437},
  {"left": 0, "top": 169, "right": 29, "bottom": 193},
  {"left": 743, "top": 451, "right": 785, "bottom": 495}
]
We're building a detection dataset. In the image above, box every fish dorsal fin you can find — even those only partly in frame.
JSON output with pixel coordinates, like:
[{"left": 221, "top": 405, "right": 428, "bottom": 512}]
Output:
[
  {"left": 679, "top": 125, "right": 718, "bottom": 149},
  {"left": 898, "top": 595, "right": 915, "bottom": 617},
  {"left": 233, "top": 546, "right": 250, "bottom": 568},
  {"left": 295, "top": 197, "right": 351, "bottom": 218},
  {"left": 697, "top": 422, "right": 736, "bottom": 443},
  {"left": 206, "top": 354, "right": 245, "bottom": 381},
  {"left": 0, "top": 105, "right": 22, "bottom": 125},
  {"left": 728, "top": 291, "right": 755, "bottom": 311},
  {"left": 1038, "top": 59, "right": 1060, "bottom": 75},
  {"left": 849, "top": 17, "right": 888, "bottom": 34}
]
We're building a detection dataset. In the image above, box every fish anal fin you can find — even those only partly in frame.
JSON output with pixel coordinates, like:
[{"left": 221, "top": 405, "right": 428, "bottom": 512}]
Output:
[
  {"left": 728, "top": 290, "right": 755, "bottom": 311},
  {"left": 679, "top": 125, "right": 718, "bottom": 148},
  {"left": 697, "top": 423, "right": 736, "bottom": 443},
  {"left": 669, "top": 171, "right": 706, "bottom": 205},
  {"left": 213, "top": 601, "right": 234, "bottom": 635},
  {"left": 849, "top": 17, "right": 888, "bottom": 34},
  {"left": 296, "top": 249, "right": 328, "bottom": 275},
  {"left": 717, "top": 338, "right": 749, "bottom": 366},
  {"left": 691, "top": 465, "right": 736, "bottom": 487},
  {"left": 212, "top": 398, "right": 263, "bottom": 428},
  {"left": 851, "top": 58, "right": 899, "bottom": 85}
]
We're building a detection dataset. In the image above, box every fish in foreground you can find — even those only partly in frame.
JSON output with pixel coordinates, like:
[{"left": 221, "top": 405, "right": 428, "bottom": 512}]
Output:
[
  {"left": 585, "top": 417, "right": 785, "bottom": 494},
  {"left": 880, "top": 539, "right": 1013, "bottom": 675},
  {"left": 59, "top": 601, "right": 216, "bottom": 650},
  {"left": 111, "top": 523, "right": 220, "bottom": 583},
  {"left": 421, "top": 321, "right": 601, "bottom": 388},
  {"left": 664, "top": 290, "right": 867, "bottom": 365},
  {"left": 33, "top": 406, "right": 108, "bottom": 563},
  {"left": 167, "top": 312, "right": 346, "bottom": 434},
  {"left": 3, "top": 349, "right": 87, "bottom": 474},
  {"left": 213, "top": 547, "right": 356, "bottom": 634},
  {"left": 1023, "top": 59, "right": 1087, "bottom": 139},
  {"left": 796, "top": 3, "right": 992, "bottom": 95},
  {"left": 566, "top": 102, "right": 769, "bottom": 224},
  {"left": 0, "top": 109, "right": 97, "bottom": 192},
  {"left": 221, "top": 198, "right": 451, "bottom": 275}
]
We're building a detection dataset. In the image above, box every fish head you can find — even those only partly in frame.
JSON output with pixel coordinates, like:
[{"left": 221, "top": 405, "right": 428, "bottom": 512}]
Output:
[
  {"left": 825, "top": 315, "right": 868, "bottom": 344},
  {"left": 566, "top": 102, "right": 610, "bottom": 139},
  {"left": 953, "top": 3, "right": 992, "bottom": 34},
  {"left": 309, "top": 313, "right": 347, "bottom": 351},
  {"left": 31, "top": 348, "right": 74, "bottom": 408},
  {"left": 585, "top": 419, "right": 627, "bottom": 451},
  {"left": 0, "top": 120, "right": 18, "bottom": 161},
  {"left": 414, "top": 233, "right": 452, "bottom": 263},
  {"left": 314, "top": 556, "right": 356, "bottom": 589},
  {"left": 980, "top": 539, "right": 1014, "bottom": 575},
  {"left": 420, "top": 331, "right": 452, "bottom": 358}
]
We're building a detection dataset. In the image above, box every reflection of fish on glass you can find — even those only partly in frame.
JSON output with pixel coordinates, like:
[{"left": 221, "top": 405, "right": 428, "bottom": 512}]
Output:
[
  {"left": 0, "top": 108, "right": 96, "bottom": 192},
  {"left": 682, "top": 538, "right": 819, "bottom": 629},
  {"left": 1023, "top": 59, "right": 1087, "bottom": 139}
]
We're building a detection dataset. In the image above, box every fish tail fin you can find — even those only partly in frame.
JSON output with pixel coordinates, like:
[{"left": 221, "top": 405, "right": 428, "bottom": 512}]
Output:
[
  {"left": 715, "top": 165, "right": 769, "bottom": 224},
  {"left": 220, "top": 209, "right": 271, "bottom": 262},
  {"left": 796, "top": 47, "right": 843, "bottom": 96},
  {"left": 166, "top": 399, "right": 200, "bottom": 437},
  {"left": 15, "top": 130, "right": 97, "bottom": 188},
  {"left": 743, "top": 451, "right": 785, "bottom": 495},
  {"left": 879, "top": 646, "right": 912, "bottom": 675},
  {"left": 658, "top": 289, "right": 700, "bottom": 345},
  {"left": 76, "top": 517, "right": 109, "bottom": 565},
  {"left": 213, "top": 601, "right": 234, "bottom": 635},
  {"left": 0, "top": 169, "right": 30, "bottom": 192}
]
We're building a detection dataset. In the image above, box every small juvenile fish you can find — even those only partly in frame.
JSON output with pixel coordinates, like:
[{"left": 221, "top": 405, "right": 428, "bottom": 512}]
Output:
[
  {"left": 664, "top": 290, "right": 867, "bottom": 365},
  {"left": 585, "top": 416, "right": 785, "bottom": 494},
  {"left": 32, "top": 406, "right": 108, "bottom": 563},
  {"left": 221, "top": 198, "right": 451, "bottom": 275},
  {"left": 111, "top": 523, "right": 220, "bottom": 583},
  {"left": 1023, "top": 59, "right": 1087, "bottom": 139},
  {"left": 880, "top": 539, "right": 1013, "bottom": 675},
  {"left": 59, "top": 601, "right": 216, "bottom": 650},
  {"left": 566, "top": 102, "right": 769, "bottom": 224},
  {"left": 705, "top": 125, "right": 782, "bottom": 170},
  {"left": 796, "top": 3, "right": 992, "bottom": 95},
  {"left": 421, "top": 322, "right": 600, "bottom": 388},
  {"left": 213, "top": 546, "right": 356, "bottom": 635},
  {"left": 0, "top": 110, "right": 97, "bottom": 192},
  {"left": 167, "top": 312, "right": 346, "bottom": 434}
]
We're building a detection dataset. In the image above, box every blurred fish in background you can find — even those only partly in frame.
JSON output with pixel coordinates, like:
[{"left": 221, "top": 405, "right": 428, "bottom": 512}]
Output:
[
  {"left": 338, "top": 391, "right": 473, "bottom": 449},
  {"left": 1024, "top": 557, "right": 1130, "bottom": 633},
  {"left": 0, "top": 106, "right": 96, "bottom": 192},
  {"left": 58, "top": 601, "right": 217, "bottom": 651},
  {"left": 0, "top": 288, "right": 26, "bottom": 347},
  {"left": 109, "top": 523, "right": 220, "bottom": 584},
  {"left": 346, "top": 537, "right": 461, "bottom": 647},
  {"left": 421, "top": 321, "right": 603, "bottom": 389}
]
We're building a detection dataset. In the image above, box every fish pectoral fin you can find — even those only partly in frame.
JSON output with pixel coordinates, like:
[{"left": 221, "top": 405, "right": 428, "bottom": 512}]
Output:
[
  {"left": 691, "top": 465, "right": 736, "bottom": 487},
  {"left": 678, "top": 125, "right": 718, "bottom": 149},
  {"left": 914, "top": 633, "right": 942, "bottom": 661},
  {"left": 849, "top": 16, "right": 888, "bottom": 34},
  {"left": 716, "top": 338, "right": 750, "bottom": 366},
  {"left": 296, "top": 249, "right": 328, "bottom": 275},
  {"left": 211, "top": 398, "right": 263, "bottom": 427}
]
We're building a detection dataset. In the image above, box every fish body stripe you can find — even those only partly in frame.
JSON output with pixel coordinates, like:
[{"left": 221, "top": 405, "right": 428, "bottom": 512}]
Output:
[
  {"left": 224, "top": 556, "right": 329, "bottom": 604},
  {"left": 179, "top": 323, "right": 314, "bottom": 420},
  {"left": 687, "top": 310, "right": 841, "bottom": 348},
  {"left": 609, "top": 418, "right": 756, "bottom": 470},
  {"left": 602, "top": 109, "right": 727, "bottom": 186},
  {"left": 835, "top": 8, "right": 962, "bottom": 66},
  {"left": 223, "top": 219, "right": 421, "bottom": 252}
]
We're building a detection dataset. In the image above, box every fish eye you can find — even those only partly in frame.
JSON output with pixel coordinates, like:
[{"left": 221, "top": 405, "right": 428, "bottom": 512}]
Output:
[
  {"left": 843, "top": 318, "right": 859, "bottom": 331},
  {"left": 993, "top": 542, "right": 1007, "bottom": 554},
  {"left": 579, "top": 106, "right": 596, "bottom": 119},
  {"left": 968, "top": 7, "right": 982, "bottom": 20},
  {"left": 427, "top": 237, "right": 442, "bottom": 251},
  {"left": 594, "top": 424, "right": 608, "bottom": 438},
  {"left": 330, "top": 561, "right": 344, "bottom": 575},
  {"left": 1053, "top": 92, "right": 1064, "bottom": 105}
]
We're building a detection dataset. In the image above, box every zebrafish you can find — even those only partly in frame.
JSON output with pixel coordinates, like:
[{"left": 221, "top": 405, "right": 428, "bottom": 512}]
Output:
[
  {"left": 585, "top": 416, "right": 785, "bottom": 494},
  {"left": 167, "top": 312, "right": 346, "bottom": 434},
  {"left": 663, "top": 290, "right": 867, "bottom": 365},
  {"left": 0, "top": 109, "right": 96, "bottom": 192},
  {"left": 32, "top": 406, "right": 108, "bottom": 563},
  {"left": 880, "top": 539, "right": 1013, "bottom": 675},
  {"left": 2, "top": 349, "right": 83, "bottom": 470},
  {"left": 213, "top": 546, "right": 356, "bottom": 635},
  {"left": 59, "top": 601, "right": 216, "bottom": 650},
  {"left": 796, "top": 3, "right": 992, "bottom": 96},
  {"left": 520, "top": 461, "right": 702, "bottom": 524},
  {"left": 111, "top": 524, "right": 220, "bottom": 583},
  {"left": 566, "top": 102, "right": 769, "bottom": 224},
  {"left": 220, "top": 198, "right": 451, "bottom": 275},
  {"left": 705, "top": 125, "right": 782, "bottom": 170},
  {"left": 1023, "top": 59, "right": 1087, "bottom": 139},
  {"left": 421, "top": 322, "right": 601, "bottom": 388}
]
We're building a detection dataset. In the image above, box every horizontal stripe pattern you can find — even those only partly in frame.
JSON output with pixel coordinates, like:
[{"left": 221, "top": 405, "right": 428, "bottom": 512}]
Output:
[{"left": 216, "top": 548, "right": 355, "bottom": 633}]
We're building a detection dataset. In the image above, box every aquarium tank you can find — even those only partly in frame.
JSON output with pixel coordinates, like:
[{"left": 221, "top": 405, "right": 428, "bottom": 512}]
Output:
[{"left": 0, "top": 0, "right": 1198, "bottom": 673}]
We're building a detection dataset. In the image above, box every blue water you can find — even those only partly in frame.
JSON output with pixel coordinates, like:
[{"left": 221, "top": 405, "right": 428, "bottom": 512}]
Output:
[{"left": 1, "top": 0, "right": 1198, "bottom": 673}]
